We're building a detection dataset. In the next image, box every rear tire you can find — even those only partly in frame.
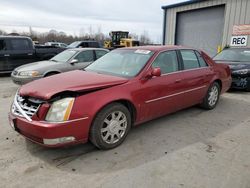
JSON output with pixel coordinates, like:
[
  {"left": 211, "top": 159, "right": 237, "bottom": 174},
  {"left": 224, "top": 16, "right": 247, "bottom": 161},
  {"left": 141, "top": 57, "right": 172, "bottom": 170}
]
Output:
[
  {"left": 90, "top": 103, "right": 131, "bottom": 150},
  {"left": 201, "top": 82, "right": 220, "bottom": 110}
]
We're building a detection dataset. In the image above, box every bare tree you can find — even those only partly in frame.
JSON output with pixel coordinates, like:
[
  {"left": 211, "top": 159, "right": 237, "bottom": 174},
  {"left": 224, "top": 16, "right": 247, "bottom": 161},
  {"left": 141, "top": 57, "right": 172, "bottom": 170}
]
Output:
[
  {"left": 0, "top": 29, "right": 6, "bottom": 35},
  {"left": 140, "top": 30, "right": 151, "bottom": 45},
  {"left": 0, "top": 27, "right": 153, "bottom": 46}
]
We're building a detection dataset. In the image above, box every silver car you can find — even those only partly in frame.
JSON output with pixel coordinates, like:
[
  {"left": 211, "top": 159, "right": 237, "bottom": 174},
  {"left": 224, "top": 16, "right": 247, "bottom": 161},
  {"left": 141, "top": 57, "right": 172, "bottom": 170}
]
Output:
[{"left": 11, "top": 48, "right": 109, "bottom": 85}]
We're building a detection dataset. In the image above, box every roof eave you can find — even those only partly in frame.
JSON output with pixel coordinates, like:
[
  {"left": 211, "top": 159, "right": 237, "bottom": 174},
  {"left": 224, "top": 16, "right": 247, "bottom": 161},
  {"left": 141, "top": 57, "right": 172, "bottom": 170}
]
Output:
[{"left": 161, "top": 0, "right": 207, "bottom": 10}]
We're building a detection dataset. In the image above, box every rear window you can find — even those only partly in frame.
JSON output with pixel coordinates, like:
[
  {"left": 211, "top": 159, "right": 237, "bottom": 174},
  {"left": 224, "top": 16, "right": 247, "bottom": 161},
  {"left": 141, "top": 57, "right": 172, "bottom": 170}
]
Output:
[{"left": 10, "top": 39, "right": 31, "bottom": 50}]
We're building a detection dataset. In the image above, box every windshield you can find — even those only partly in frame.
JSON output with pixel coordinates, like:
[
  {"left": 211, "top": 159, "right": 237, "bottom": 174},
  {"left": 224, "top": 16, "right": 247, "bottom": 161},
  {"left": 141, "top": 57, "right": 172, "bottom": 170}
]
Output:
[
  {"left": 67, "top": 41, "right": 81, "bottom": 48},
  {"left": 214, "top": 48, "right": 250, "bottom": 63},
  {"left": 50, "top": 50, "right": 77, "bottom": 63},
  {"left": 85, "top": 49, "right": 154, "bottom": 77}
]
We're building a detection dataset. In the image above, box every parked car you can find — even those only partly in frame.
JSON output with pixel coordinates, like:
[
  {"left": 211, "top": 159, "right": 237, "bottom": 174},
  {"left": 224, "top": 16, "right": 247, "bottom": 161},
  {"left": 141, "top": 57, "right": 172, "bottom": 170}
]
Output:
[
  {"left": 213, "top": 47, "right": 250, "bottom": 91},
  {"left": 0, "top": 36, "right": 66, "bottom": 73},
  {"left": 45, "top": 42, "right": 68, "bottom": 48},
  {"left": 11, "top": 48, "right": 109, "bottom": 85},
  {"left": 67, "top": 41, "right": 101, "bottom": 48},
  {"left": 8, "top": 46, "right": 231, "bottom": 149}
]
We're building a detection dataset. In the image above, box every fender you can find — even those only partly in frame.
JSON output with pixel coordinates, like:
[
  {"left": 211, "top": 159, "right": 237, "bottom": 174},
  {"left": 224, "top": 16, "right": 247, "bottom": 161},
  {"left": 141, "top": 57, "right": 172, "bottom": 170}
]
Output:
[{"left": 70, "top": 81, "right": 140, "bottom": 127}]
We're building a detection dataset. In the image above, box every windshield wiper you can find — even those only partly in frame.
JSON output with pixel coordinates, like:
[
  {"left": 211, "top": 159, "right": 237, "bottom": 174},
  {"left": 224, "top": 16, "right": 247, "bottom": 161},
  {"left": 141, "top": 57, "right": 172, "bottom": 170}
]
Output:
[{"left": 50, "top": 59, "right": 58, "bottom": 62}]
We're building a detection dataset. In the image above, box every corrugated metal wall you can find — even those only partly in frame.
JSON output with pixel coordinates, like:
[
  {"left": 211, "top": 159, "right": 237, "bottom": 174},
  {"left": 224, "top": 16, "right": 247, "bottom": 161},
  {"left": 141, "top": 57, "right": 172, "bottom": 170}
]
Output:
[{"left": 164, "top": 0, "right": 250, "bottom": 47}]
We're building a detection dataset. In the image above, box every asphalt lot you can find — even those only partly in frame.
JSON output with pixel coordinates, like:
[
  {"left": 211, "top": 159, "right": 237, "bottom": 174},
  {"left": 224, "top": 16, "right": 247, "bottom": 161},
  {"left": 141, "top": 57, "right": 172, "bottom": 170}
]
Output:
[{"left": 0, "top": 76, "right": 250, "bottom": 188}]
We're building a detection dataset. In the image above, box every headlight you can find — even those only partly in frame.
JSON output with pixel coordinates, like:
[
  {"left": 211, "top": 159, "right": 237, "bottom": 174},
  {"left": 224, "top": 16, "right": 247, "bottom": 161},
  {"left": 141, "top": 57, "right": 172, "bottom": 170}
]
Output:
[
  {"left": 232, "top": 69, "right": 249, "bottom": 75},
  {"left": 45, "top": 98, "right": 75, "bottom": 122},
  {"left": 18, "top": 71, "right": 39, "bottom": 77}
]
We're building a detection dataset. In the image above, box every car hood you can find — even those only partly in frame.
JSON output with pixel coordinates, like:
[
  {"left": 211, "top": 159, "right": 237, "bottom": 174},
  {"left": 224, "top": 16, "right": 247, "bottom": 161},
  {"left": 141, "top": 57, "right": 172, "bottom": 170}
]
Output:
[
  {"left": 15, "top": 60, "right": 59, "bottom": 71},
  {"left": 215, "top": 61, "right": 250, "bottom": 71},
  {"left": 19, "top": 70, "right": 128, "bottom": 100}
]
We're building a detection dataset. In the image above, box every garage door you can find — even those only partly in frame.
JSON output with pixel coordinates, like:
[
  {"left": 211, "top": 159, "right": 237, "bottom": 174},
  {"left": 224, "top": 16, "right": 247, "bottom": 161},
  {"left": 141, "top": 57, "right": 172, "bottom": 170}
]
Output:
[{"left": 176, "top": 5, "right": 225, "bottom": 56}]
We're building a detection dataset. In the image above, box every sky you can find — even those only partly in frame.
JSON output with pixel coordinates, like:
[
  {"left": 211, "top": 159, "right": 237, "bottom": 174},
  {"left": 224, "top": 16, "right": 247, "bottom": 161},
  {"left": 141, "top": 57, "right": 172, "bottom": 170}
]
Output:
[{"left": 0, "top": 0, "right": 187, "bottom": 43}]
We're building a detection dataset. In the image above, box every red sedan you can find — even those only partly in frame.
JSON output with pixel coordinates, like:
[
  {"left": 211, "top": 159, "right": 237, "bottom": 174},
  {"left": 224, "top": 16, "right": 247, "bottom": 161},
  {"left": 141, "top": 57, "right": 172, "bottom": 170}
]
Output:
[{"left": 9, "top": 46, "right": 232, "bottom": 149}]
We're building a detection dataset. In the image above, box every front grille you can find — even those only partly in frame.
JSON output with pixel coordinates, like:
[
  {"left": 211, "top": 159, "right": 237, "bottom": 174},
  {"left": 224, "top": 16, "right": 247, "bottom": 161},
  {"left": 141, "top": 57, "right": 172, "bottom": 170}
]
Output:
[{"left": 12, "top": 94, "right": 41, "bottom": 120}]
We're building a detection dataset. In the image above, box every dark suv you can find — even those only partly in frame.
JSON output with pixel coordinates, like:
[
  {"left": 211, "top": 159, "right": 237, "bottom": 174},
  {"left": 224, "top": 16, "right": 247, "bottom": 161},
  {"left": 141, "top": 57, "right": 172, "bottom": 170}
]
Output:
[{"left": 67, "top": 41, "right": 101, "bottom": 48}]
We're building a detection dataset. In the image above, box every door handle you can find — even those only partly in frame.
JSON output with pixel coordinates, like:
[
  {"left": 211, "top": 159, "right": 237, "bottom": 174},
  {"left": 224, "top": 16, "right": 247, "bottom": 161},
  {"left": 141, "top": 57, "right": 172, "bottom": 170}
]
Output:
[
  {"left": 4, "top": 54, "right": 10, "bottom": 57},
  {"left": 27, "top": 53, "right": 33, "bottom": 56},
  {"left": 175, "top": 79, "right": 182, "bottom": 83}
]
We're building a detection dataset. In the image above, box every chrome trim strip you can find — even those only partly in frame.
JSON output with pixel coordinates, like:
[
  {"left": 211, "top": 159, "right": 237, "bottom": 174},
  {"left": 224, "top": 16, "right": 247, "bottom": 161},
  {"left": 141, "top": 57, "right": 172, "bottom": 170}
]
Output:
[
  {"left": 160, "top": 67, "right": 210, "bottom": 77},
  {"left": 13, "top": 93, "right": 32, "bottom": 122},
  {"left": 145, "top": 85, "right": 207, "bottom": 104},
  {"left": 42, "top": 117, "right": 89, "bottom": 124}
]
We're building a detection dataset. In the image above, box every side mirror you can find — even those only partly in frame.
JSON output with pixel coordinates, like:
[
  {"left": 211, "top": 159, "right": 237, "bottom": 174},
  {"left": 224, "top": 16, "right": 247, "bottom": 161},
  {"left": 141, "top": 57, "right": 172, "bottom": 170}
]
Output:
[
  {"left": 151, "top": 67, "right": 161, "bottom": 77},
  {"left": 70, "top": 59, "right": 78, "bottom": 64},
  {"left": 144, "top": 67, "right": 161, "bottom": 79}
]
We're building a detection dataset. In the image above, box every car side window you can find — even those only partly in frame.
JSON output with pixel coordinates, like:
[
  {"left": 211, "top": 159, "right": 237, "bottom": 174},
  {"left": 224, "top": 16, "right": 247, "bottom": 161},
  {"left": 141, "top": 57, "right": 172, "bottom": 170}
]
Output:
[
  {"left": 10, "top": 39, "right": 31, "bottom": 50},
  {"left": 89, "top": 42, "right": 99, "bottom": 48},
  {"left": 180, "top": 50, "right": 200, "bottom": 70},
  {"left": 74, "top": 50, "right": 94, "bottom": 62},
  {"left": 95, "top": 50, "right": 108, "bottom": 59},
  {"left": 79, "top": 42, "right": 88, "bottom": 48},
  {"left": 152, "top": 50, "right": 179, "bottom": 74},
  {"left": 0, "top": 40, "right": 7, "bottom": 51},
  {"left": 195, "top": 51, "right": 208, "bottom": 67}
]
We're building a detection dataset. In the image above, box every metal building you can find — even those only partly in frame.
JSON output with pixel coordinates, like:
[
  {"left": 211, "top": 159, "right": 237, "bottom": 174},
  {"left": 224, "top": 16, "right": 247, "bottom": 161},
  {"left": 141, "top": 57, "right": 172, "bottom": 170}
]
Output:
[{"left": 162, "top": 0, "right": 250, "bottom": 56}]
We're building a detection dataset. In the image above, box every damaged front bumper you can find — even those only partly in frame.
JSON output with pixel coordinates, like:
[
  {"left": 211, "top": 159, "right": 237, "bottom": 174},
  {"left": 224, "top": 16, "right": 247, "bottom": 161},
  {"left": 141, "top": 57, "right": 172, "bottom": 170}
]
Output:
[{"left": 9, "top": 92, "right": 91, "bottom": 147}]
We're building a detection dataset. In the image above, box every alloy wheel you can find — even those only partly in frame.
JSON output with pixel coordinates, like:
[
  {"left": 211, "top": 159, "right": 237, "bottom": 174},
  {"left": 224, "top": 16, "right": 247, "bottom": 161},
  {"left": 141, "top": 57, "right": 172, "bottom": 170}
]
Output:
[
  {"left": 208, "top": 85, "right": 219, "bottom": 107},
  {"left": 101, "top": 111, "right": 127, "bottom": 144}
]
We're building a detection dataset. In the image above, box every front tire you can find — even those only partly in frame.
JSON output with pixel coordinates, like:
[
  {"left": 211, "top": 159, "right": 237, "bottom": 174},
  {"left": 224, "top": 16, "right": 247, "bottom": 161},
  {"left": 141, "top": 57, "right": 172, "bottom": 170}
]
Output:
[
  {"left": 246, "top": 77, "right": 250, "bottom": 92},
  {"left": 201, "top": 82, "right": 220, "bottom": 110},
  {"left": 90, "top": 103, "right": 131, "bottom": 150}
]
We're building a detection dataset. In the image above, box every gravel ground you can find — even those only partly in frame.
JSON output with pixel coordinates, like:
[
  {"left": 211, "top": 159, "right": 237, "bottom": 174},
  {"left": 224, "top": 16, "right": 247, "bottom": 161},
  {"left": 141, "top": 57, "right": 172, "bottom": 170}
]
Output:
[{"left": 0, "top": 77, "right": 249, "bottom": 188}]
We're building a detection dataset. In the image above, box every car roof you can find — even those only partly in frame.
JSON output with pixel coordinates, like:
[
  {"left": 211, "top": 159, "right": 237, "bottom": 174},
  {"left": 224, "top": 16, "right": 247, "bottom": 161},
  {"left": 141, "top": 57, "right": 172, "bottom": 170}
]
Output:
[
  {"left": 74, "top": 41, "right": 99, "bottom": 43},
  {"left": 120, "top": 45, "right": 195, "bottom": 52},
  {"left": 46, "top": 42, "right": 63, "bottom": 44},
  {"left": 66, "top": 48, "right": 109, "bottom": 51}
]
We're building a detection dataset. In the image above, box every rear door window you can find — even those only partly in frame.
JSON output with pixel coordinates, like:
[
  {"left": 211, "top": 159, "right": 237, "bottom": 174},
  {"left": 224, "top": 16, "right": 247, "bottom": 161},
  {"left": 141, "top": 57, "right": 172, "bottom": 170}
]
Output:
[
  {"left": 152, "top": 50, "right": 179, "bottom": 74},
  {"left": 79, "top": 42, "right": 89, "bottom": 48},
  {"left": 180, "top": 50, "right": 200, "bottom": 70},
  {"left": 10, "top": 39, "right": 31, "bottom": 50},
  {"left": 195, "top": 51, "right": 208, "bottom": 67},
  {"left": 89, "top": 42, "right": 99, "bottom": 48}
]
